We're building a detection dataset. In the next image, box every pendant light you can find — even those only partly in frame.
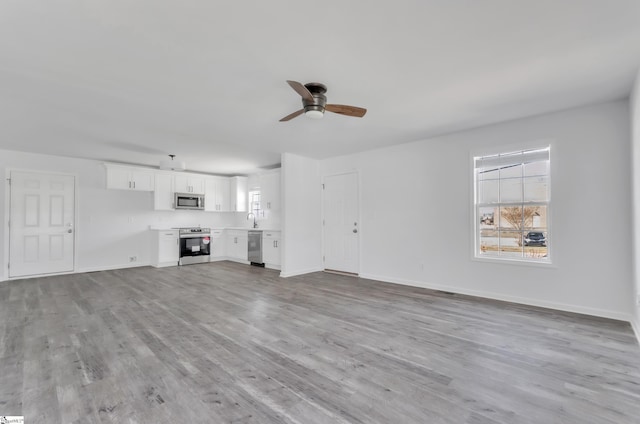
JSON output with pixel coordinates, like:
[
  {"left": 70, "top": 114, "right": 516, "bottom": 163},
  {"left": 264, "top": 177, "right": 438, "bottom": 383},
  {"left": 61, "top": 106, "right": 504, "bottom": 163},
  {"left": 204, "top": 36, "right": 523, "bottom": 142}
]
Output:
[{"left": 159, "top": 154, "right": 186, "bottom": 171}]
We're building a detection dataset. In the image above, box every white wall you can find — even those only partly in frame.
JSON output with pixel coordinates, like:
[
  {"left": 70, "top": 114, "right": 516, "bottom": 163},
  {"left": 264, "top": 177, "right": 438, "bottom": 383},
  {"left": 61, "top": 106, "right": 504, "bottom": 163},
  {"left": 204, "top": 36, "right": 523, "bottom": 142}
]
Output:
[
  {"left": 319, "top": 100, "right": 633, "bottom": 321},
  {"left": 281, "top": 153, "right": 323, "bottom": 277},
  {"left": 0, "top": 149, "right": 237, "bottom": 280},
  {"left": 631, "top": 69, "right": 640, "bottom": 339}
]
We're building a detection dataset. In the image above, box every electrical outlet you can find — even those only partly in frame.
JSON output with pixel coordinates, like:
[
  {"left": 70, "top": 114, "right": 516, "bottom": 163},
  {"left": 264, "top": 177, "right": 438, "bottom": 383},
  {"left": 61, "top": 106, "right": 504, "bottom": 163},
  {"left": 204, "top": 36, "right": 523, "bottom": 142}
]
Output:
[{"left": 129, "top": 256, "right": 137, "bottom": 262}]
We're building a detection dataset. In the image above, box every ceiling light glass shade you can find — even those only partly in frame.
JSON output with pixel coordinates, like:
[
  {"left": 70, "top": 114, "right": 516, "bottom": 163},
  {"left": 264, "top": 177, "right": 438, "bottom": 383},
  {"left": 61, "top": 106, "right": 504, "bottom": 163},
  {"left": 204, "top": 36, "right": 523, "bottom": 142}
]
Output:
[
  {"left": 305, "top": 110, "right": 324, "bottom": 119},
  {"left": 159, "top": 159, "right": 186, "bottom": 171}
]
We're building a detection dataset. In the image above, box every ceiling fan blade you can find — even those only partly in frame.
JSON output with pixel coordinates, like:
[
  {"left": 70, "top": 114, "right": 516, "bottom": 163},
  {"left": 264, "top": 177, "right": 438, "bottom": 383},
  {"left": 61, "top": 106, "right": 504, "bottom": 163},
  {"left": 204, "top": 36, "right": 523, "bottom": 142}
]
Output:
[
  {"left": 286, "top": 80, "right": 314, "bottom": 102},
  {"left": 279, "top": 109, "right": 305, "bottom": 122},
  {"left": 325, "top": 104, "right": 367, "bottom": 118}
]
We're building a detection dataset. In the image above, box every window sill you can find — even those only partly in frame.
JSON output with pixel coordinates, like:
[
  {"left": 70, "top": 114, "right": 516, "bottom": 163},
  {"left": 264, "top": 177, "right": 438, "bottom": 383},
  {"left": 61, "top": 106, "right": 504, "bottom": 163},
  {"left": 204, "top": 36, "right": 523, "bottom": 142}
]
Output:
[{"left": 472, "top": 255, "right": 556, "bottom": 269}]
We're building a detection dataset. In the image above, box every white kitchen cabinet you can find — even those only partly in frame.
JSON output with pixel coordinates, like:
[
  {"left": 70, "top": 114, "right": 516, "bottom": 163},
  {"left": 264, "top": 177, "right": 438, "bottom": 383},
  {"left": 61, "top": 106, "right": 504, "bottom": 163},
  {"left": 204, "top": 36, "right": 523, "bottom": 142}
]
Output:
[
  {"left": 154, "top": 173, "right": 175, "bottom": 210},
  {"left": 204, "top": 178, "right": 216, "bottom": 211},
  {"left": 210, "top": 229, "right": 226, "bottom": 260},
  {"left": 214, "top": 177, "right": 230, "bottom": 211},
  {"left": 105, "top": 164, "right": 154, "bottom": 191},
  {"left": 229, "top": 176, "right": 248, "bottom": 212},
  {"left": 151, "top": 229, "right": 179, "bottom": 267},
  {"left": 226, "top": 230, "right": 248, "bottom": 262},
  {"left": 262, "top": 231, "right": 281, "bottom": 269},
  {"left": 175, "top": 174, "right": 205, "bottom": 194},
  {"left": 204, "top": 177, "right": 230, "bottom": 211},
  {"left": 259, "top": 170, "right": 280, "bottom": 213}
]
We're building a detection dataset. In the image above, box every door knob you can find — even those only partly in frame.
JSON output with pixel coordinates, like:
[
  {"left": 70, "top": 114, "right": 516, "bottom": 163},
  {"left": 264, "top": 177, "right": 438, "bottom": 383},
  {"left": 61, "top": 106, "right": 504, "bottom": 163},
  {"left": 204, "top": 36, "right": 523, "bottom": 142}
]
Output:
[
  {"left": 353, "top": 229, "right": 358, "bottom": 233},
  {"left": 67, "top": 229, "right": 73, "bottom": 233}
]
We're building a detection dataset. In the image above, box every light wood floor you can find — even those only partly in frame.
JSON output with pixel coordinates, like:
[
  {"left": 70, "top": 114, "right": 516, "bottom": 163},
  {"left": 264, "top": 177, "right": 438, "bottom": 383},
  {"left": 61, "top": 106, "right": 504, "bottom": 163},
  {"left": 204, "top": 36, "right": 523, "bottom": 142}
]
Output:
[{"left": 1, "top": 262, "right": 639, "bottom": 423}]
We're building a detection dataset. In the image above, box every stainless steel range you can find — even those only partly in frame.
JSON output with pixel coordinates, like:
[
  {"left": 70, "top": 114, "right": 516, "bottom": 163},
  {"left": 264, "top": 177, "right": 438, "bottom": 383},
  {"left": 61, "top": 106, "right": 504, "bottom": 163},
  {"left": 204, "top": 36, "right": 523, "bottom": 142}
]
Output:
[{"left": 176, "top": 227, "right": 211, "bottom": 265}]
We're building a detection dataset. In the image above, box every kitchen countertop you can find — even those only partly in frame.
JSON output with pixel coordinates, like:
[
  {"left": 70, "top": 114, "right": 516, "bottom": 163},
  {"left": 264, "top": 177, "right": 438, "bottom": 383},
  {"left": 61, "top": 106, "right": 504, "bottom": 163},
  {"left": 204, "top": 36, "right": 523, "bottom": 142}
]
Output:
[
  {"left": 224, "top": 227, "right": 281, "bottom": 231},
  {"left": 149, "top": 226, "right": 280, "bottom": 231}
]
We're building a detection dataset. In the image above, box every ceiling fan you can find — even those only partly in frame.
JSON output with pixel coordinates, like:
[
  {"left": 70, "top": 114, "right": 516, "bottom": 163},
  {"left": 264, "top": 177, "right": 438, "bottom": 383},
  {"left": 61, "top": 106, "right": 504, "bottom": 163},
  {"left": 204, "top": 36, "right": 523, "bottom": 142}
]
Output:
[{"left": 279, "top": 80, "right": 367, "bottom": 122}]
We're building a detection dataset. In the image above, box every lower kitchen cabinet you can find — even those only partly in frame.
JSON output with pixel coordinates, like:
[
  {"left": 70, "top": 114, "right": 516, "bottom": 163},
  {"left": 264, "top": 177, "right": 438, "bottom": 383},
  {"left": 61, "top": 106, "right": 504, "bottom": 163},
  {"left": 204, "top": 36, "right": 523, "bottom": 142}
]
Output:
[
  {"left": 262, "top": 231, "right": 281, "bottom": 269},
  {"left": 210, "top": 229, "right": 226, "bottom": 260},
  {"left": 226, "top": 230, "right": 248, "bottom": 262},
  {"left": 151, "top": 229, "right": 179, "bottom": 267},
  {"left": 151, "top": 228, "right": 273, "bottom": 268}
]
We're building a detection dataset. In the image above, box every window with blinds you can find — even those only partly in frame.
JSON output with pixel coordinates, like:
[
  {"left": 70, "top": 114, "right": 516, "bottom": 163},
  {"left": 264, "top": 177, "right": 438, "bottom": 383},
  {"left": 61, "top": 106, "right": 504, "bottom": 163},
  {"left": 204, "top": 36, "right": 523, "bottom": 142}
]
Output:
[{"left": 474, "top": 146, "right": 550, "bottom": 262}]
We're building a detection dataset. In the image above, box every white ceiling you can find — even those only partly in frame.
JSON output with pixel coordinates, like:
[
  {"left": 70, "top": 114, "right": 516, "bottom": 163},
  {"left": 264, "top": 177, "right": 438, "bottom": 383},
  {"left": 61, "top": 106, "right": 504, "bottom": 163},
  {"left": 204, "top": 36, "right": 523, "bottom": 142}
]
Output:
[{"left": 1, "top": 1, "right": 640, "bottom": 175}]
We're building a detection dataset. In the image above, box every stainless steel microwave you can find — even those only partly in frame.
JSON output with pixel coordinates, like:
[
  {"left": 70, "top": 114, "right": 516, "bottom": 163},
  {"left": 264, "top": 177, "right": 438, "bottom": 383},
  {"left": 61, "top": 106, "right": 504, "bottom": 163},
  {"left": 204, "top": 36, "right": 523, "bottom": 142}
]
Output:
[{"left": 175, "top": 193, "right": 205, "bottom": 210}]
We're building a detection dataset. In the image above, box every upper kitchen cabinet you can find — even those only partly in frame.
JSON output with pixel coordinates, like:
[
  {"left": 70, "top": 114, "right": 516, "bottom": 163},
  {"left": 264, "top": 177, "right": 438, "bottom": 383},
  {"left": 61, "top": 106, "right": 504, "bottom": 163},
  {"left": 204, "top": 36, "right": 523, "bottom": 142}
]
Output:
[
  {"left": 260, "top": 170, "right": 281, "bottom": 212},
  {"left": 105, "top": 164, "right": 154, "bottom": 191},
  {"left": 215, "top": 177, "right": 230, "bottom": 211},
  {"left": 204, "top": 177, "right": 230, "bottom": 212},
  {"left": 154, "top": 172, "right": 175, "bottom": 210},
  {"left": 174, "top": 174, "right": 205, "bottom": 194},
  {"left": 229, "top": 176, "right": 248, "bottom": 212}
]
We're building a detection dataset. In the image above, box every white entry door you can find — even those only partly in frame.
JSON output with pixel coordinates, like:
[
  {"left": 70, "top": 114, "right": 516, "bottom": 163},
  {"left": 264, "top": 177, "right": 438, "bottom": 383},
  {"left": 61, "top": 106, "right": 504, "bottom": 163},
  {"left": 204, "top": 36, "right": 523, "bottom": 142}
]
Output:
[
  {"left": 323, "top": 172, "right": 359, "bottom": 274},
  {"left": 9, "top": 171, "right": 75, "bottom": 278}
]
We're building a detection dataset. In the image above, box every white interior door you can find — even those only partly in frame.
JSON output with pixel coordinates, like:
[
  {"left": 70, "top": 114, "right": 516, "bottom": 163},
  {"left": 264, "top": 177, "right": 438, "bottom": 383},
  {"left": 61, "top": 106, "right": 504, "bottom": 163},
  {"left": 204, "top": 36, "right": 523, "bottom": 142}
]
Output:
[
  {"left": 9, "top": 171, "right": 75, "bottom": 278},
  {"left": 323, "top": 172, "right": 359, "bottom": 274}
]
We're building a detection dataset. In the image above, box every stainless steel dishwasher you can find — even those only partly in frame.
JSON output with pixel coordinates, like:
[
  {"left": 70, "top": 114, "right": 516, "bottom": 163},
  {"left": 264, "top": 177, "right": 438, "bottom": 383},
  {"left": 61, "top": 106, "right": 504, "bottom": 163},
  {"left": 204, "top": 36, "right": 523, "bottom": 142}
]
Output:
[{"left": 248, "top": 230, "right": 264, "bottom": 266}]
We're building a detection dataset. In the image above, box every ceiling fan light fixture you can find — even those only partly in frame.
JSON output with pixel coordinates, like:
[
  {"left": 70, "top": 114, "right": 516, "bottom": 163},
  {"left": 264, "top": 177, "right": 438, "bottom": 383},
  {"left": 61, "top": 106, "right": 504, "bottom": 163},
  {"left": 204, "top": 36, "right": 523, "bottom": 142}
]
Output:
[{"left": 305, "top": 110, "right": 324, "bottom": 119}]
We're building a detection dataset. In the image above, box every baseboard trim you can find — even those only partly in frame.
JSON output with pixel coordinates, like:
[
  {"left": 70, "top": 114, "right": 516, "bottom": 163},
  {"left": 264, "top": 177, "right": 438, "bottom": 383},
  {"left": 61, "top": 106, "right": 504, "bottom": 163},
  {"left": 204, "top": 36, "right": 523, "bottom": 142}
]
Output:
[
  {"left": 1, "top": 262, "right": 151, "bottom": 282},
  {"left": 280, "top": 267, "right": 324, "bottom": 278},
  {"left": 631, "top": 313, "right": 640, "bottom": 346},
  {"left": 5, "top": 270, "right": 77, "bottom": 281},
  {"left": 359, "top": 272, "right": 633, "bottom": 323},
  {"left": 324, "top": 269, "right": 358, "bottom": 277},
  {"left": 78, "top": 263, "right": 149, "bottom": 273}
]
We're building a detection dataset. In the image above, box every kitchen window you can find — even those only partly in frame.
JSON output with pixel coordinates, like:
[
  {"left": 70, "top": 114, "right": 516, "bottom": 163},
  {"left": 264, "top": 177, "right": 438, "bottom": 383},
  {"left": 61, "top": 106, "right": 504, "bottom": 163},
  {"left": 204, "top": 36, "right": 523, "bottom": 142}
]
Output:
[
  {"left": 474, "top": 146, "right": 550, "bottom": 263},
  {"left": 249, "top": 190, "right": 261, "bottom": 219}
]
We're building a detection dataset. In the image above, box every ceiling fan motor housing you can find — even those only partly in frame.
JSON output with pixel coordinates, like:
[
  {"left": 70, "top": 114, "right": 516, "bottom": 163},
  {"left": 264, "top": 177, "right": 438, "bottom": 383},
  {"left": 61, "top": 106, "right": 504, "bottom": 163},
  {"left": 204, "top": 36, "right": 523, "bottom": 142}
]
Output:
[{"left": 302, "top": 83, "right": 327, "bottom": 113}]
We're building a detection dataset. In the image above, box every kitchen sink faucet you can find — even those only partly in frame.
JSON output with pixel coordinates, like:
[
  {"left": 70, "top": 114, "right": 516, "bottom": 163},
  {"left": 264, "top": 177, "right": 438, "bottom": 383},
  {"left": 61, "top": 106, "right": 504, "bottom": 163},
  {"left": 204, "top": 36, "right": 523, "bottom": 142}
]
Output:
[{"left": 247, "top": 212, "right": 258, "bottom": 228}]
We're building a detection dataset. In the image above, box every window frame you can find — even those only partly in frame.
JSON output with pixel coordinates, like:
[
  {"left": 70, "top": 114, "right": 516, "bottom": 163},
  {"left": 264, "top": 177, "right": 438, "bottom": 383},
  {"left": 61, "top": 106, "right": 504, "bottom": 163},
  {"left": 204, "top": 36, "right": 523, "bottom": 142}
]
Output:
[
  {"left": 471, "top": 144, "right": 553, "bottom": 266},
  {"left": 248, "top": 190, "right": 262, "bottom": 220}
]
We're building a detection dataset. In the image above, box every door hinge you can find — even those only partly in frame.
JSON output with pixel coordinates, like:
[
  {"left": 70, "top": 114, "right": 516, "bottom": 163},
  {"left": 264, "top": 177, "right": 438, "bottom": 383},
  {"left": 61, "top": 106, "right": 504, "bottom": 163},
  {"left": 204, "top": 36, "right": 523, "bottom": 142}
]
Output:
[
  {"left": 6, "top": 178, "right": 11, "bottom": 185},
  {"left": 322, "top": 183, "right": 325, "bottom": 189},
  {"left": 322, "top": 219, "right": 325, "bottom": 226}
]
